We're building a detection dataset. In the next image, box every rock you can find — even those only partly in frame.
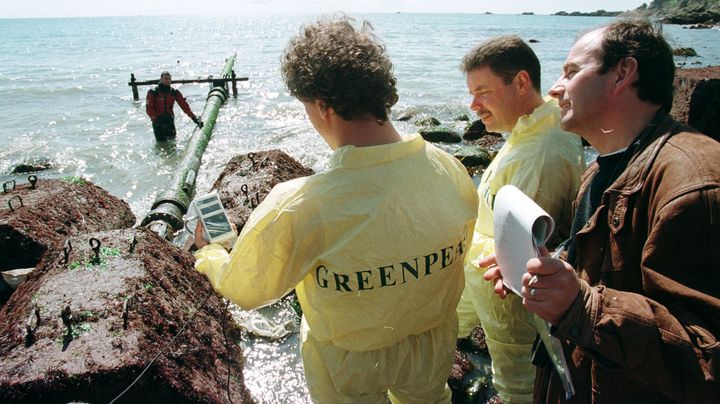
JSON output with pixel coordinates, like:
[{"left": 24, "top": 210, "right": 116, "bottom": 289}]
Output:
[
  {"left": 463, "top": 119, "right": 488, "bottom": 141},
  {"left": 0, "top": 228, "right": 254, "bottom": 403},
  {"left": 415, "top": 117, "right": 441, "bottom": 127},
  {"left": 455, "top": 114, "right": 470, "bottom": 122},
  {"left": 210, "top": 150, "right": 314, "bottom": 233},
  {"left": 419, "top": 127, "right": 462, "bottom": 143},
  {"left": 686, "top": 23, "right": 713, "bottom": 29},
  {"left": 528, "top": 39, "right": 539, "bottom": 43},
  {"left": 0, "top": 177, "right": 135, "bottom": 305},
  {"left": 671, "top": 66, "right": 720, "bottom": 141},
  {"left": 673, "top": 47, "right": 698, "bottom": 57},
  {"left": 453, "top": 145, "right": 492, "bottom": 168},
  {"left": 11, "top": 159, "right": 52, "bottom": 174},
  {"left": 396, "top": 112, "right": 414, "bottom": 122}
]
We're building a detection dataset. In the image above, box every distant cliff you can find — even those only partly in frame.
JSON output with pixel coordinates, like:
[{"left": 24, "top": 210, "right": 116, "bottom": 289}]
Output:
[{"left": 639, "top": 0, "right": 720, "bottom": 24}]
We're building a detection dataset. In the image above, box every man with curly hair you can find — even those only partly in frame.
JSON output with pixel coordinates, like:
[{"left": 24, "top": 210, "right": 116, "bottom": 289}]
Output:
[{"left": 193, "top": 17, "right": 478, "bottom": 403}]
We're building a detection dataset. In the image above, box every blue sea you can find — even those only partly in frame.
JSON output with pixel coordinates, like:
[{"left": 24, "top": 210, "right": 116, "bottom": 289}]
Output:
[{"left": 1, "top": 13, "right": 719, "bottom": 402}]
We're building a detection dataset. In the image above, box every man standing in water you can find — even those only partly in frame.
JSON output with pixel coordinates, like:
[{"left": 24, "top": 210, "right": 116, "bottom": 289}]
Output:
[
  {"left": 193, "top": 17, "right": 478, "bottom": 403},
  {"left": 146, "top": 71, "right": 203, "bottom": 142},
  {"left": 456, "top": 35, "right": 584, "bottom": 403},
  {"left": 483, "top": 19, "right": 720, "bottom": 402}
]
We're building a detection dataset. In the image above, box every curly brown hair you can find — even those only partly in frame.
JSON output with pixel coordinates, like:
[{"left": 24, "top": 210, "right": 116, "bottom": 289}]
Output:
[{"left": 281, "top": 17, "right": 399, "bottom": 121}]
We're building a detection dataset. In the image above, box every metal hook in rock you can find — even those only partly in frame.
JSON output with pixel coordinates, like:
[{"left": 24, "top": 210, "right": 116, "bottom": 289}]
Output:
[
  {"left": 8, "top": 195, "right": 23, "bottom": 212},
  {"left": 28, "top": 175, "right": 38, "bottom": 189},
  {"left": 89, "top": 238, "right": 102, "bottom": 264},
  {"left": 61, "top": 305, "right": 73, "bottom": 341},
  {"left": 3, "top": 180, "right": 16, "bottom": 194},
  {"left": 61, "top": 239, "right": 73, "bottom": 265},
  {"left": 240, "top": 184, "right": 249, "bottom": 198},
  {"left": 247, "top": 152, "right": 256, "bottom": 166},
  {"left": 25, "top": 305, "right": 41, "bottom": 341},
  {"left": 123, "top": 295, "right": 133, "bottom": 330},
  {"left": 129, "top": 235, "right": 137, "bottom": 254}
]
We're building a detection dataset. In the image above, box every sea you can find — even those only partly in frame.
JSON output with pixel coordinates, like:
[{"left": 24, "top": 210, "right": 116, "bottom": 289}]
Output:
[{"left": 1, "top": 13, "right": 719, "bottom": 403}]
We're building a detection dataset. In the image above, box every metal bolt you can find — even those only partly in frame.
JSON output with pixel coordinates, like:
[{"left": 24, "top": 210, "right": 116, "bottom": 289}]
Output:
[{"left": 89, "top": 238, "right": 101, "bottom": 264}]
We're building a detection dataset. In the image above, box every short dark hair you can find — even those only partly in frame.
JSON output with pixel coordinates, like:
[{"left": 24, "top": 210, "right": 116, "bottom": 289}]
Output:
[
  {"left": 461, "top": 35, "right": 541, "bottom": 93},
  {"left": 596, "top": 19, "right": 674, "bottom": 111},
  {"left": 281, "top": 17, "right": 398, "bottom": 121},
  {"left": 160, "top": 71, "right": 171, "bottom": 79}
]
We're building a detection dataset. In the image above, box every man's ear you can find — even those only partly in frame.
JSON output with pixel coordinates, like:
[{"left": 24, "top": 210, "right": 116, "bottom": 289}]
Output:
[
  {"left": 514, "top": 70, "right": 532, "bottom": 96},
  {"left": 316, "top": 100, "right": 333, "bottom": 121},
  {"left": 612, "top": 57, "right": 639, "bottom": 95}
]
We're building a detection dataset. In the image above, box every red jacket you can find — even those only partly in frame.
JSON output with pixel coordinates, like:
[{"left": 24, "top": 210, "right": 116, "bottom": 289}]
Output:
[{"left": 146, "top": 85, "right": 196, "bottom": 122}]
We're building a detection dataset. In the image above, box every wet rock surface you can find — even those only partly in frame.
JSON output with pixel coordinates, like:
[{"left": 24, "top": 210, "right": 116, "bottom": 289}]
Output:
[
  {"left": 420, "top": 127, "right": 463, "bottom": 143},
  {"left": 209, "top": 150, "right": 314, "bottom": 233},
  {"left": 451, "top": 326, "right": 500, "bottom": 403},
  {"left": 671, "top": 66, "right": 720, "bottom": 141},
  {"left": 0, "top": 177, "right": 136, "bottom": 305},
  {"left": 0, "top": 227, "right": 253, "bottom": 403}
]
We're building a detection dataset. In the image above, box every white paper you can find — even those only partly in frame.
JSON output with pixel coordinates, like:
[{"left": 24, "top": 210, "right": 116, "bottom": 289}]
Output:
[
  {"left": 493, "top": 184, "right": 575, "bottom": 399},
  {"left": 493, "top": 185, "right": 555, "bottom": 295}
]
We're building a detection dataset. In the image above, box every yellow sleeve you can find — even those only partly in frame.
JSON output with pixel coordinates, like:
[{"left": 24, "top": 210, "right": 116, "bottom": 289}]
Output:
[{"left": 193, "top": 180, "right": 308, "bottom": 310}]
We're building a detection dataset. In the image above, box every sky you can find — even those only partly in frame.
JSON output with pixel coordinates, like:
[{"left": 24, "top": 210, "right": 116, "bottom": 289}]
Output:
[{"left": 2, "top": 0, "right": 651, "bottom": 19}]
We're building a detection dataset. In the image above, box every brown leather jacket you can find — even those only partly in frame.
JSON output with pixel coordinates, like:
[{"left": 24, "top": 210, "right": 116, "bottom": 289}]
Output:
[{"left": 535, "top": 114, "right": 720, "bottom": 403}]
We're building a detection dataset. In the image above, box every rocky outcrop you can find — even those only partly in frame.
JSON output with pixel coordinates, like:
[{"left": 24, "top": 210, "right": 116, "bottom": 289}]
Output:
[
  {"left": 553, "top": 10, "right": 622, "bottom": 16},
  {"left": 644, "top": 0, "right": 720, "bottom": 25},
  {"left": 671, "top": 66, "right": 720, "bottom": 141},
  {"left": 0, "top": 227, "right": 253, "bottom": 403},
  {"left": 0, "top": 177, "right": 136, "bottom": 305},
  {"left": 210, "top": 150, "right": 314, "bottom": 233},
  {"left": 419, "top": 127, "right": 462, "bottom": 143}
]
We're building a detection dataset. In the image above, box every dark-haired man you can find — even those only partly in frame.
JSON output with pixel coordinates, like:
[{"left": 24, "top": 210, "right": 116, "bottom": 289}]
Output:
[
  {"left": 483, "top": 19, "right": 720, "bottom": 402},
  {"left": 456, "top": 35, "right": 584, "bottom": 403},
  {"left": 193, "top": 18, "right": 478, "bottom": 403},
  {"left": 146, "top": 71, "right": 203, "bottom": 142}
]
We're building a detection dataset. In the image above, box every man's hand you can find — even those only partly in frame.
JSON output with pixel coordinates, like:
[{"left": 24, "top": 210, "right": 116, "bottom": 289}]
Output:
[
  {"left": 192, "top": 117, "right": 204, "bottom": 129},
  {"left": 521, "top": 252, "right": 581, "bottom": 325},
  {"left": 480, "top": 254, "right": 510, "bottom": 299},
  {"left": 194, "top": 221, "right": 209, "bottom": 249}
]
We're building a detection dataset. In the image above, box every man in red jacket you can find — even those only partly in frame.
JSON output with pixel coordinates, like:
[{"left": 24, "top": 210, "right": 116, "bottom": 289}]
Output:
[{"left": 146, "top": 71, "right": 203, "bottom": 142}]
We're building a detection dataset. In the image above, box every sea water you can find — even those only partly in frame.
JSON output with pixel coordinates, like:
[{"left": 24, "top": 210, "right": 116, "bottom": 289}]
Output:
[{"left": 1, "top": 13, "right": 719, "bottom": 402}]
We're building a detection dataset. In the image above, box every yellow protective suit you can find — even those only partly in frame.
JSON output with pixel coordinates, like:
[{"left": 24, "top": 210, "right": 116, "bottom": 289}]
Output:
[
  {"left": 195, "top": 134, "right": 478, "bottom": 403},
  {"left": 456, "top": 98, "right": 584, "bottom": 403}
]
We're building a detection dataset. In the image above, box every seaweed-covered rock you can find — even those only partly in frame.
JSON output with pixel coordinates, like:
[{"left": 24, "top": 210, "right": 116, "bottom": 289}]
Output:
[
  {"left": 11, "top": 159, "right": 53, "bottom": 174},
  {"left": 419, "top": 127, "right": 462, "bottom": 143},
  {"left": 671, "top": 66, "right": 720, "bottom": 141},
  {"left": 0, "top": 228, "right": 254, "bottom": 403},
  {"left": 453, "top": 145, "right": 493, "bottom": 168},
  {"left": 673, "top": 47, "right": 698, "bottom": 57},
  {"left": 0, "top": 177, "right": 135, "bottom": 305},
  {"left": 210, "top": 150, "right": 314, "bottom": 232},
  {"left": 415, "top": 117, "right": 442, "bottom": 127}
]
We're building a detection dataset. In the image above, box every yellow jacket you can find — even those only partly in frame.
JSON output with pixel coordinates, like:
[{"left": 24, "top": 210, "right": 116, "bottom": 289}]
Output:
[
  {"left": 195, "top": 134, "right": 478, "bottom": 352},
  {"left": 466, "top": 98, "right": 584, "bottom": 271}
]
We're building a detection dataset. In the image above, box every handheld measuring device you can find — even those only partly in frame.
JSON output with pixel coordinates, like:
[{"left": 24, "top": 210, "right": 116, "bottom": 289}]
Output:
[{"left": 192, "top": 191, "right": 236, "bottom": 245}]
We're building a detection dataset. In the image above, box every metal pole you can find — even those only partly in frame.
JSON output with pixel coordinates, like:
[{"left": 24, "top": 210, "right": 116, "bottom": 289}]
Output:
[
  {"left": 130, "top": 74, "right": 139, "bottom": 101},
  {"left": 140, "top": 53, "right": 237, "bottom": 240},
  {"left": 231, "top": 70, "right": 238, "bottom": 98}
]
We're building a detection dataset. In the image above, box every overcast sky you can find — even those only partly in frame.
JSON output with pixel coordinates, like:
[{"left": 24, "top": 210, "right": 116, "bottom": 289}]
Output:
[{"left": 2, "top": 0, "right": 650, "bottom": 18}]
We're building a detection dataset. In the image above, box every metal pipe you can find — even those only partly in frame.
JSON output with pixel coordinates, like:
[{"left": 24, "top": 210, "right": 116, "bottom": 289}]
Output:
[{"left": 140, "top": 54, "right": 237, "bottom": 240}]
